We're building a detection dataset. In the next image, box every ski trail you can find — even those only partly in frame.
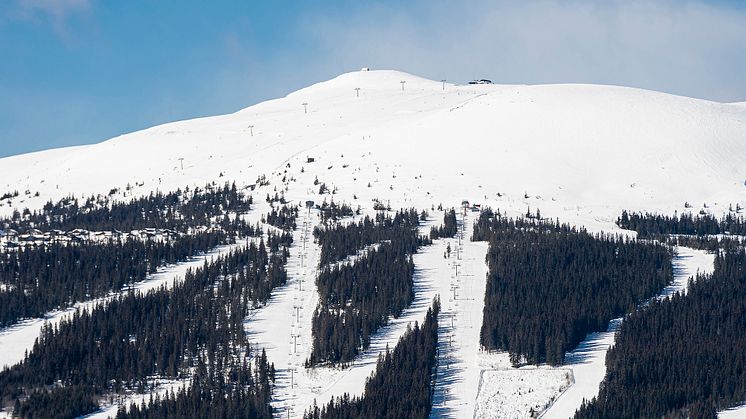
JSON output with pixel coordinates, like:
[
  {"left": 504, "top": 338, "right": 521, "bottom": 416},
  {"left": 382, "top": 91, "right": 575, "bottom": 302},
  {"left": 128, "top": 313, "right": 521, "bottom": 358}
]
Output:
[
  {"left": 248, "top": 208, "right": 447, "bottom": 418},
  {"left": 540, "top": 246, "right": 715, "bottom": 419},
  {"left": 430, "top": 209, "right": 489, "bottom": 419},
  {"left": 245, "top": 206, "right": 321, "bottom": 418}
]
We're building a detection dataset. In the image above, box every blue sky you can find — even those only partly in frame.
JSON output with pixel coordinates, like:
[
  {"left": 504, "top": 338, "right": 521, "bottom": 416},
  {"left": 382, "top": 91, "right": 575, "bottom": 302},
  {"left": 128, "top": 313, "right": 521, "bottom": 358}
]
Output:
[{"left": 1, "top": 0, "right": 745, "bottom": 158}]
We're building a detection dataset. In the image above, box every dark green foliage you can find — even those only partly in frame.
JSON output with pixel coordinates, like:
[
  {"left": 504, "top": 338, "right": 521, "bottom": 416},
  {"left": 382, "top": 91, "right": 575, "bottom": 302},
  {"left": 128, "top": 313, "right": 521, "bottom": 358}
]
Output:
[
  {"left": 617, "top": 211, "right": 746, "bottom": 252},
  {"left": 317, "top": 201, "right": 356, "bottom": 224},
  {"left": 617, "top": 210, "right": 746, "bottom": 238},
  {"left": 0, "top": 230, "right": 248, "bottom": 328},
  {"left": 263, "top": 205, "right": 299, "bottom": 230},
  {"left": 0, "top": 191, "right": 19, "bottom": 201},
  {"left": 309, "top": 243, "right": 415, "bottom": 365},
  {"left": 14, "top": 385, "right": 98, "bottom": 419},
  {"left": 665, "top": 234, "right": 743, "bottom": 252},
  {"left": 309, "top": 210, "right": 430, "bottom": 366},
  {"left": 313, "top": 209, "right": 425, "bottom": 266},
  {"left": 116, "top": 352, "right": 274, "bottom": 419},
  {"left": 475, "top": 208, "right": 673, "bottom": 365},
  {"left": 2, "top": 182, "right": 251, "bottom": 233},
  {"left": 306, "top": 299, "right": 440, "bottom": 419},
  {"left": 575, "top": 250, "right": 746, "bottom": 418},
  {"left": 0, "top": 236, "right": 288, "bottom": 417},
  {"left": 0, "top": 183, "right": 257, "bottom": 327},
  {"left": 429, "top": 208, "right": 457, "bottom": 239}
]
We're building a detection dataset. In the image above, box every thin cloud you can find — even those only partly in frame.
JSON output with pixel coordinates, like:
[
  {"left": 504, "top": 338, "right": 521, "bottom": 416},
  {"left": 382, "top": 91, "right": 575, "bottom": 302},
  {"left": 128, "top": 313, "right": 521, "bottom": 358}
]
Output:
[
  {"left": 7, "top": 0, "right": 92, "bottom": 40},
  {"left": 299, "top": 0, "right": 746, "bottom": 102},
  {"left": 16, "top": 0, "right": 90, "bottom": 17}
]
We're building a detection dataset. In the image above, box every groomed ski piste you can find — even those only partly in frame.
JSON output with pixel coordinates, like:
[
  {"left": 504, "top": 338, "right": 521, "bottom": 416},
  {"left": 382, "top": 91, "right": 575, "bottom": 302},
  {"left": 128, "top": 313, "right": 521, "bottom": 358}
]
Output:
[
  {"left": 1, "top": 69, "right": 746, "bottom": 417},
  {"left": 430, "top": 209, "right": 491, "bottom": 419}
]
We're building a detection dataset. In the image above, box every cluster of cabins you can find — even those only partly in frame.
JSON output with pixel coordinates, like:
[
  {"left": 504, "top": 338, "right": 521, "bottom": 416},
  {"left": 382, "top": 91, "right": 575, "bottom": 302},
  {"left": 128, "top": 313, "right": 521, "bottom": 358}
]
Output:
[{"left": 0, "top": 227, "right": 181, "bottom": 250}]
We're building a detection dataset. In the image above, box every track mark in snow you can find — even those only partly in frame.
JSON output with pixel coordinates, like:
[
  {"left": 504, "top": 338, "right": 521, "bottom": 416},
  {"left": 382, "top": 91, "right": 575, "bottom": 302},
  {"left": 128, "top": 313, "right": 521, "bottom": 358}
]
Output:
[
  {"left": 475, "top": 369, "right": 572, "bottom": 419},
  {"left": 431, "top": 210, "right": 489, "bottom": 418}
]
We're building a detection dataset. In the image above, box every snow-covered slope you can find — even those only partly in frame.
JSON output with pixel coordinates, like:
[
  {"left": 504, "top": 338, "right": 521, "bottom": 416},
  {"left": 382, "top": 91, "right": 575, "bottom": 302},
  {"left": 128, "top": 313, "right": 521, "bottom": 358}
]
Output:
[
  {"left": 2, "top": 70, "right": 746, "bottom": 418},
  {"left": 2, "top": 69, "right": 746, "bottom": 227}
]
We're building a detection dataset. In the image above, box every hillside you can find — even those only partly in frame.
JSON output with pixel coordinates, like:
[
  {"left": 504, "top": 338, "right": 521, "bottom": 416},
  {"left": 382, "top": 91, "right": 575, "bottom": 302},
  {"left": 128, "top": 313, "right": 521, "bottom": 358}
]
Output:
[
  {"left": 2, "top": 70, "right": 746, "bottom": 419},
  {"left": 2, "top": 70, "right": 746, "bottom": 227}
]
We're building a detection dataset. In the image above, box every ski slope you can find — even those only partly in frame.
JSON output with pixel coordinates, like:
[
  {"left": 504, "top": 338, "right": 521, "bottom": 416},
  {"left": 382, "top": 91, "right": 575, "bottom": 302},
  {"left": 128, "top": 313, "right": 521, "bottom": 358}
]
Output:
[
  {"left": 541, "top": 246, "right": 716, "bottom": 419},
  {"left": 1, "top": 69, "right": 746, "bottom": 228},
  {"left": 430, "top": 210, "right": 491, "bottom": 418},
  {"left": 248, "top": 208, "right": 452, "bottom": 418},
  {"left": 2, "top": 69, "right": 746, "bottom": 418}
]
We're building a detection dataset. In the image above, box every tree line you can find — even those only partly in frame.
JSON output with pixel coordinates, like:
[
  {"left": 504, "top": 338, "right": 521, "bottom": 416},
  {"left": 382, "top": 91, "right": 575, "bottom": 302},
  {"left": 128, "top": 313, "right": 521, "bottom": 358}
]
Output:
[
  {"left": 617, "top": 210, "right": 746, "bottom": 238},
  {"left": 263, "top": 204, "right": 299, "bottom": 231},
  {"left": 0, "top": 227, "right": 255, "bottom": 329},
  {"left": 313, "top": 209, "right": 424, "bottom": 266},
  {"left": 2, "top": 182, "right": 251, "bottom": 233},
  {"left": 317, "top": 201, "right": 356, "bottom": 225},
  {"left": 575, "top": 248, "right": 746, "bottom": 418},
  {"left": 116, "top": 350, "right": 274, "bottom": 419},
  {"left": 474, "top": 209, "right": 673, "bottom": 365},
  {"left": 308, "top": 210, "right": 430, "bottom": 366},
  {"left": 305, "top": 298, "right": 440, "bottom": 419},
  {"left": 0, "top": 233, "right": 289, "bottom": 417},
  {"left": 429, "top": 208, "right": 457, "bottom": 240}
]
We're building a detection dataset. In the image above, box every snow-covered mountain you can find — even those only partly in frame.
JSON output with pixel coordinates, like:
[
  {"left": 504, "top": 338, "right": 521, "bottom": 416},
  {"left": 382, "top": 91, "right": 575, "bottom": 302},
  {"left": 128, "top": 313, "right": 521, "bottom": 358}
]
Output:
[
  {"left": 2, "top": 70, "right": 746, "bottom": 419},
  {"left": 2, "top": 69, "right": 746, "bottom": 230}
]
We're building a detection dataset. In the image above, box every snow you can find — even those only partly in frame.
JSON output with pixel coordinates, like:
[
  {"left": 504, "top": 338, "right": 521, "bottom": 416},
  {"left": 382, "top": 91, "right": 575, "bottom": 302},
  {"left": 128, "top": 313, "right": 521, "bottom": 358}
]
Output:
[
  {"left": 244, "top": 207, "right": 322, "bottom": 418},
  {"left": 247, "top": 208, "right": 450, "bottom": 418},
  {"left": 474, "top": 369, "right": 572, "bottom": 419},
  {"left": 661, "top": 246, "right": 716, "bottom": 298},
  {"left": 720, "top": 403, "right": 746, "bottom": 418},
  {"left": 430, "top": 210, "right": 491, "bottom": 418},
  {"left": 1, "top": 70, "right": 745, "bottom": 229},
  {"left": 0, "top": 69, "right": 743, "bottom": 417}
]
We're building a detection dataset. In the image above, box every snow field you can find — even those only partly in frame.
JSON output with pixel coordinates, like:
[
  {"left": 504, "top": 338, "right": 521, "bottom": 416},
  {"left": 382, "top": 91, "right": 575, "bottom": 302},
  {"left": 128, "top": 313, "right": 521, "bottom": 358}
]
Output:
[{"left": 474, "top": 369, "right": 572, "bottom": 419}]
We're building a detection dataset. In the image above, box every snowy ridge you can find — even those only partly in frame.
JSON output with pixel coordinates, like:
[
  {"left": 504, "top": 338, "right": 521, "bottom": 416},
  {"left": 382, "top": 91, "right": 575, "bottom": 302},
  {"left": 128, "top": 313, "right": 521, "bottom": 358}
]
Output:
[{"left": 2, "top": 69, "right": 746, "bottom": 227}]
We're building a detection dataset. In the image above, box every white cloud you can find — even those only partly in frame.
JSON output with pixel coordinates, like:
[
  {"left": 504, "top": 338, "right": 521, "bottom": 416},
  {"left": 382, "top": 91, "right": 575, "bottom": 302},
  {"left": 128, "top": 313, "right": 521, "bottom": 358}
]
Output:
[{"left": 295, "top": 0, "right": 746, "bottom": 102}]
